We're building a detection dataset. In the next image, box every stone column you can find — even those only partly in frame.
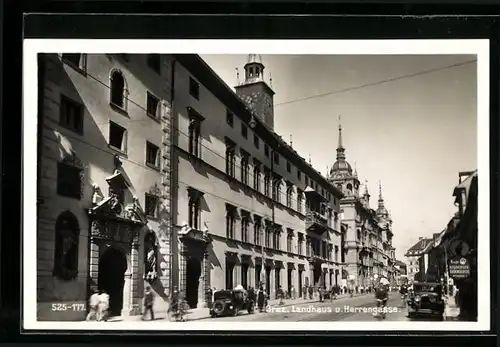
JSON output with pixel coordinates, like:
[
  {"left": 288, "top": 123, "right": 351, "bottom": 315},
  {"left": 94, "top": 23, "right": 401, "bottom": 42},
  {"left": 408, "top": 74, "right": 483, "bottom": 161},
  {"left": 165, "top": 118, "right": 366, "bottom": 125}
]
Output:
[
  {"left": 179, "top": 241, "right": 186, "bottom": 294},
  {"left": 234, "top": 263, "right": 241, "bottom": 288},
  {"left": 88, "top": 237, "right": 99, "bottom": 293},
  {"left": 249, "top": 265, "right": 255, "bottom": 288},
  {"left": 130, "top": 242, "right": 140, "bottom": 315},
  {"left": 203, "top": 250, "right": 210, "bottom": 308}
]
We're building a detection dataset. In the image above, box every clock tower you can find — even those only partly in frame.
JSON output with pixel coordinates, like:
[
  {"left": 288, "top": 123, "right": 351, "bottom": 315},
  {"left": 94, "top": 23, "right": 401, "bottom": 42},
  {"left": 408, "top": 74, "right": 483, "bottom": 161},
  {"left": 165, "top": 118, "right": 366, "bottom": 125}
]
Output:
[{"left": 235, "top": 54, "right": 276, "bottom": 130}]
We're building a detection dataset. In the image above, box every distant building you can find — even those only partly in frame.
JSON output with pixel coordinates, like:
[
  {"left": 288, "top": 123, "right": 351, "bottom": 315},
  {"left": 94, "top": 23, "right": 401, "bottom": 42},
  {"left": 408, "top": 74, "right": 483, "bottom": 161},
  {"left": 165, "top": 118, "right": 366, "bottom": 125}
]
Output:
[
  {"left": 404, "top": 237, "right": 433, "bottom": 282},
  {"left": 327, "top": 123, "right": 396, "bottom": 288}
]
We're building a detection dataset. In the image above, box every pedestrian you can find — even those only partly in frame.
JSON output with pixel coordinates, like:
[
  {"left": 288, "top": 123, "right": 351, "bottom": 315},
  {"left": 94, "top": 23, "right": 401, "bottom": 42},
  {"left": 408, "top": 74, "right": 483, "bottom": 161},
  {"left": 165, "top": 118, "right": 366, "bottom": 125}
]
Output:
[
  {"left": 291, "top": 285, "right": 296, "bottom": 300},
  {"left": 302, "top": 285, "right": 307, "bottom": 299},
  {"left": 96, "top": 290, "right": 109, "bottom": 322},
  {"left": 85, "top": 289, "right": 100, "bottom": 321},
  {"left": 277, "top": 285, "right": 285, "bottom": 305},
  {"left": 142, "top": 286, "right": 155, "bottom": 320},
  {"left": 257, "top": 285, "right": 266, "bottom": 312},
  {"left": 308, "top": 285, "right": 313, "bottom": 300}
]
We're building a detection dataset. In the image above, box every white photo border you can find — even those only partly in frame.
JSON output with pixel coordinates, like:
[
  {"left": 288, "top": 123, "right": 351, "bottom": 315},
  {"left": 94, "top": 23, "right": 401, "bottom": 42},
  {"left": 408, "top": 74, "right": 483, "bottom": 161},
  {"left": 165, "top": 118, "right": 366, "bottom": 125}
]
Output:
[{"left": 23, "top": 39, "right": 490, "bottom": 332}]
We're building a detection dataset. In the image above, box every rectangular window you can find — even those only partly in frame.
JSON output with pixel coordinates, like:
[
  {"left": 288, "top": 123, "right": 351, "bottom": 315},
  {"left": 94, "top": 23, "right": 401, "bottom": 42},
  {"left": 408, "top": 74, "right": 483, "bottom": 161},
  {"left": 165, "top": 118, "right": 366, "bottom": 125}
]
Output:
[
  {"left": 241, "top": 123, "right": 248, "bottom": 139},
  {"left": 297, "top": 170, "right": 301, "bottom": 181},
  {"left": 306, "top": 238, "right": 311, "bottom": 257},
  {"left": 144, "top": 193, "right": 159, "bottom": 219},
  {"left": 225, "top": 205, "right": 236, "bottom": 239},
  {"left": 145, "top": 142, "right": 160, "bottom": 168},
  {"left": 56, "top": 162, "right": 82, "bottom": 200},
  {"left": 273, "top": 180, "right": 281, "bottom": 203},
  {"left": 265, "top": 225, "right": 271, "bottom": 248},
  {"left": 61, "top": 53, "right": 87, "bottom": 73},
  {"left": 109, "top": 121, "right": 127, "bottom": 153},
  {"left": 253, "top": 161, "right": 260, "bottom": 192},
  {"left": 287, "top": 229, "right": 293, "bottom": 253},
  {"left": 59, "top": 95, "right": 84, "bottom": 135},
  {"left": 264, "top": 144, "right": 270, "bottom": 157},
  {"left": 189, "top": 77, "right": 200, "bottom": 100},
  {"left": 298, "top": 233, "right": 304, "bottom": 255},
  {"left": 240, "top": 153, "right": 249, "bottom": 185},
  {"left": 297, "top": 190, "right": 303, "bottom": 213},
  {"left": 264, "top": 170, "right": 271, "bottom": 197},
  {"left": 273, "top": 152, "right": 280, "bottom": 165},
  {"left": 226, "top": 110, "right": 234, "bottom": 127},
  {"left": 286, "top": 185, "right": 293, "bottom": 208},
  {"left": 188, "top": 119, "right": 201, "bottom": 157},
  {"left": 273, "top": 229, "right": 281, "bottom": 250},
  {"left": 286, "top": 161, "right": 291, "bottom": 173},
  {"left": 146, "top": 92, "right": 160, "bottom": 119},
  {"left": 254, "top": 218, "right": 261, "bottom": 246},
  {"left": 188, "top": 195, "right": 201, "bottom": 230},
  {"left": 241, "top": 217, "right": 249, "bottom": 243},
  {"left": 253, "top": 134, "right": 260, "bottom": 149},
  {"left": 225, "top": 141, "right": 236, "bottom": 178}
]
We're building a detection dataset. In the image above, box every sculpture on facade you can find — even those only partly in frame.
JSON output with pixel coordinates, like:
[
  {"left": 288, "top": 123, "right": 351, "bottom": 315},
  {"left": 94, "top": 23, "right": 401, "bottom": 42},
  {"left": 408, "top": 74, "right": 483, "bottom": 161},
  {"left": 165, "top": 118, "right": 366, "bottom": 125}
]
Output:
[{"left": 144, "top": 231, "right": 158, "bottom": 282}]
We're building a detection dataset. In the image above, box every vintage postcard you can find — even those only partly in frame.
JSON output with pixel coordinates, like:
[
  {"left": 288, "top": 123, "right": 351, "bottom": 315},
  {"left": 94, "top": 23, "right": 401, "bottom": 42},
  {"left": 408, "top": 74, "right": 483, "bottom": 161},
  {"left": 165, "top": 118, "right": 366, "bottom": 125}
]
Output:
[{"left": 23, "top": 39, "right": 489, "bottom": 331}]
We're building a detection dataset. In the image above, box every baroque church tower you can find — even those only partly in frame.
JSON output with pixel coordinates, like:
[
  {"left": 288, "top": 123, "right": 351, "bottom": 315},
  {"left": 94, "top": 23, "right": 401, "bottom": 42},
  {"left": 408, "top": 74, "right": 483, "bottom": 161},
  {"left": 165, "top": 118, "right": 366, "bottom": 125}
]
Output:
[{"left": 235, "top": 54, "right": 276, "bottom": 130}]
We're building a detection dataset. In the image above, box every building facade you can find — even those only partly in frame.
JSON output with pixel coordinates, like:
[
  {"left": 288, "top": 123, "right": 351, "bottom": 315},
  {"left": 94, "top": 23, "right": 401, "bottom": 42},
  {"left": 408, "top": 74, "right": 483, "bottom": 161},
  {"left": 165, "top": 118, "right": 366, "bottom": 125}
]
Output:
[
  {"left": 170, "top": 54, "right": 344, "bottom": 309},
  {"left": 404, "top": 237, "right": 434, "bottom": 282},
  {"left": 36, "top": 53, "right": 174, "bottom": 320},
  {"left": 327, "top": 124, "right": 396, "bottom": 289}
]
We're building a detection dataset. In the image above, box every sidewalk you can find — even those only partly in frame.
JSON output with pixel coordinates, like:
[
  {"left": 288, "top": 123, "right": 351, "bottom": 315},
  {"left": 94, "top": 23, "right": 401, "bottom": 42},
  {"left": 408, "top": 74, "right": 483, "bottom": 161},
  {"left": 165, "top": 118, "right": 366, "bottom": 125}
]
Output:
[
  {"left": 113, "top": 292, "right": 369, "bottom": 322},
  {"left": 185, "top": 292, "right": 369, "bottom": 321}
]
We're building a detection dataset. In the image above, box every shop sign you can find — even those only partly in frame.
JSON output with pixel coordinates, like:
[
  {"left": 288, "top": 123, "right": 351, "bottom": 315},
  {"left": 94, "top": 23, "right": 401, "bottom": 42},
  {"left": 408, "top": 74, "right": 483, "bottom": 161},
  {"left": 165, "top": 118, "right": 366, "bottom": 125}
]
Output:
[{"left": 448, "top": 257, "right": 470, "bottom": 279}]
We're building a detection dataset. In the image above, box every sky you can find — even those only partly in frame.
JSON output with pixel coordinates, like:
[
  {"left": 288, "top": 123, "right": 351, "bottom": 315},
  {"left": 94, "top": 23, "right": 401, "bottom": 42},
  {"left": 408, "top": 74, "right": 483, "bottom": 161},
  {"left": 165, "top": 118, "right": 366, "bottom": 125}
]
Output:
[{"left": 200, "top": 54, "right": 477, "bottom": 260}]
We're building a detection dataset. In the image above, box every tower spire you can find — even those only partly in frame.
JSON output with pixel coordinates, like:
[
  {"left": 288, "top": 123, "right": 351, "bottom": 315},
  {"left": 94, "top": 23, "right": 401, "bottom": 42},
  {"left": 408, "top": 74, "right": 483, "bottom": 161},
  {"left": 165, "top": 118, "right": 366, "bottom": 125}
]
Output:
[
  {"left": 336, "top": 115, "right": 346, "bottom": 161},
  {"left": 378, "top": 180, "right": 384, "bottom": 202}
]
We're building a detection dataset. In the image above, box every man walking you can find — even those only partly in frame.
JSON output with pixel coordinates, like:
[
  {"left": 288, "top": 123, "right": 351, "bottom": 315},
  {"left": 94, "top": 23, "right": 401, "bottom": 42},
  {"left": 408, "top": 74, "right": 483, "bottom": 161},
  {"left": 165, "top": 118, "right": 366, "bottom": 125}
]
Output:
[{"left": 142, "top": 286, "right": 155, "bottom": 320}]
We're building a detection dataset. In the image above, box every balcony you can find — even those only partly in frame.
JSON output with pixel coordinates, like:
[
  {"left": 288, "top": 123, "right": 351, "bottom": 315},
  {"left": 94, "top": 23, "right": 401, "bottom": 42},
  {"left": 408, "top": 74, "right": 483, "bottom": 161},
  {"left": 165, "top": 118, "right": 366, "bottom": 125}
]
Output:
[{"left": 305, "top": 211, "right": 328, "bottom": 235}]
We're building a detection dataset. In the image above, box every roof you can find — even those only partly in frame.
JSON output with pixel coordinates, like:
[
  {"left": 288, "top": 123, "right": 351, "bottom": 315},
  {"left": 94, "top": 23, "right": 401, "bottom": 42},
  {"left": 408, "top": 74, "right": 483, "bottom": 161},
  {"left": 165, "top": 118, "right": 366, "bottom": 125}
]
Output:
[
  {"left": 394, "top": 260, "right": 407, "bottom": 267},
  {"left": 404, "top": 238, "right": 434, "bottom": 257},
  {"left": 173, "top": 54, "right": 343, "bottom": 199}
]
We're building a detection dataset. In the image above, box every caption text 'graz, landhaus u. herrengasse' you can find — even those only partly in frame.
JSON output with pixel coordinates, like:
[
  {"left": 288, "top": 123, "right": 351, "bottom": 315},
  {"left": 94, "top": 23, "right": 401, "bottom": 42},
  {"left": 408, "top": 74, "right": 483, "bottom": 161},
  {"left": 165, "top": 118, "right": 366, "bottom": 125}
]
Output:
[{"left": 36, "top": 53, "right": 397, "bottom": 320}]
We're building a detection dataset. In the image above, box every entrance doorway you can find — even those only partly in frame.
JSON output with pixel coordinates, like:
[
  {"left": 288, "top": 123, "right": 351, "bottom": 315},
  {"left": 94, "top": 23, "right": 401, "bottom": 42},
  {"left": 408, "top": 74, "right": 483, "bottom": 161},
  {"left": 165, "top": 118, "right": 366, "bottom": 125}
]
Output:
[
  {"left": 313, "top": 263, "right": 322, "bottom": 286},
  {"left": 275, "top": 268, "right": 281, "bottom": 293},
  {"left": 265, "top": 267, "right": 271, "bottom": 294},
  {"left": 225, "top": 259, "right": 235, "bottom": 289},
  {"left": 298, "top": 270, "right": 303, "bottom": 297},
  {"left": 186, "top": 257, "right": 202, "bottom": 309},
  {"left": 98, "top": 247, "right": 127, "bottom": 317},
  {"left": 241, "top": 263, "right": 249, "bottom": 289},
  {"left": 329, "top": 272, "right": 333, "bottom": 288},
  {"left": 287, "top": 268, "right": 293, "bottom": 294},
  {"left": 255, "top": 265, "right": 262, "bottom": 287}
]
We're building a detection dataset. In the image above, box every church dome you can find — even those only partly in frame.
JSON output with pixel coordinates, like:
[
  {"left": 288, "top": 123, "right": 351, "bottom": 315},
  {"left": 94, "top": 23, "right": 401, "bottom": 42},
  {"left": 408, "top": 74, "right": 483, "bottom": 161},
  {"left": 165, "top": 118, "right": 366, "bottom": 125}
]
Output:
[
  {"left": 331, "top": 160, "right": 352, "bottom": 174},
  {"left": 377, "top": 205, "right": 388, "bottom": 216}
]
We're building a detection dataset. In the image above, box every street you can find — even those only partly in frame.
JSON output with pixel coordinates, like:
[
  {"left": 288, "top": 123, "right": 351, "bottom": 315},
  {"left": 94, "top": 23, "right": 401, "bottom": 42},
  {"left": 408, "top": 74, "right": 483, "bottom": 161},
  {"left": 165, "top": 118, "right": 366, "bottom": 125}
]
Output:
[{"left": 210, "top": 293, "right": 410, "bottom": 322}]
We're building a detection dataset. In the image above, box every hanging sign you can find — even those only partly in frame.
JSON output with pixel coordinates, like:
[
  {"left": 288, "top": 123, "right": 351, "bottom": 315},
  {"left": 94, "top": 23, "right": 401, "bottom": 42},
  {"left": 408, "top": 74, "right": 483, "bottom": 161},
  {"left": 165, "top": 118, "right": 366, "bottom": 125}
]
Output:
[{"left": 448, "top": 257, "right": 470, "bottom": 279}]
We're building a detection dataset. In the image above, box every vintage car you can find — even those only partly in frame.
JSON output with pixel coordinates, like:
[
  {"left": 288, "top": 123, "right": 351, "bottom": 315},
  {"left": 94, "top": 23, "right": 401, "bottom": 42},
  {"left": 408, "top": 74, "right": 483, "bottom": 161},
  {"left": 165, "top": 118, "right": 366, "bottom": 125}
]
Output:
[
  {"left": 209, "top": 289, "right": 255, "bottom": 318},
  {"left": 407, "top": 282, "right": 445, "bottom": 319}
]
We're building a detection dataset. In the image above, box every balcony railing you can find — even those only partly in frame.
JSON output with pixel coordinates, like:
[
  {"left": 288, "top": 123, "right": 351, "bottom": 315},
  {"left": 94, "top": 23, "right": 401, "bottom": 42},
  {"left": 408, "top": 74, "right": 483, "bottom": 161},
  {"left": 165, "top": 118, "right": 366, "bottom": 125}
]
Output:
[{"left": 305, "top": 211, "right": 328, "bottom": 234}]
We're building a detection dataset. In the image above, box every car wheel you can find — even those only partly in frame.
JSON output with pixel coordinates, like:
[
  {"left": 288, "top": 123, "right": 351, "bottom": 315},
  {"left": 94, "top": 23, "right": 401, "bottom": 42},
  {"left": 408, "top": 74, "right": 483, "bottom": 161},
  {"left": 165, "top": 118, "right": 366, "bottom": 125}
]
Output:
[{"left": 212, "top": 301, "right": 225, "bottom": 316}]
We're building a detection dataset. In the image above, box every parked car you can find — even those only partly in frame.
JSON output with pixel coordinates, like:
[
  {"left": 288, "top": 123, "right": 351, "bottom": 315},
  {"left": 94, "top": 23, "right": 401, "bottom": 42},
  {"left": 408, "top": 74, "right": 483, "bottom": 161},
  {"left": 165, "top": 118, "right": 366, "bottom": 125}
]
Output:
[
  {"left": 209, "top": 289, "right": 255, "bottom": 318},
  {"left": 407, "top": 282, "right": 445, "bottom": 319}
]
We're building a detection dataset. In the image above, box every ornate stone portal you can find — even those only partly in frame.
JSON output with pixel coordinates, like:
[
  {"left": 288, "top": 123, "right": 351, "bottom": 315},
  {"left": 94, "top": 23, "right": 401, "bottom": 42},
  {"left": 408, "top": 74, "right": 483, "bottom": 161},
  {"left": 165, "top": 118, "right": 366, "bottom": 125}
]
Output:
[
  {"left": 178, "top": 223, "right": 212, "bottom": 309},
  {"left": 87, "top": 168, "right": 148, "bottom": 317}
]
